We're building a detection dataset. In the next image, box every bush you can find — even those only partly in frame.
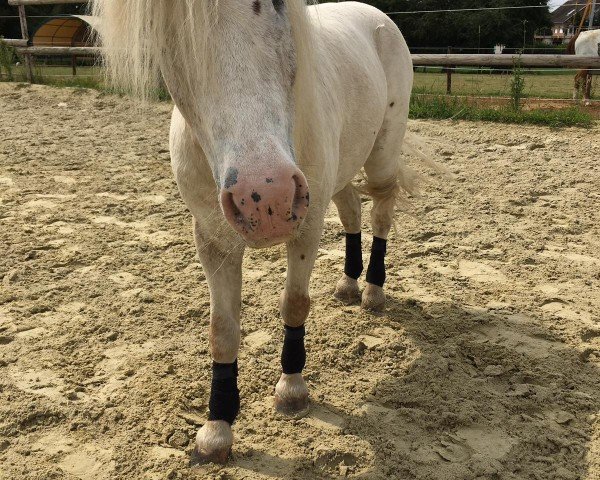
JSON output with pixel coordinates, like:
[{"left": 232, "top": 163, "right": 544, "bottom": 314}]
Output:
[
  {"left": 510, "top": 55, "right": 526, "bottom": 111},
  {"left": 0, "top": 38, "right": 17, "bottom": 81}
]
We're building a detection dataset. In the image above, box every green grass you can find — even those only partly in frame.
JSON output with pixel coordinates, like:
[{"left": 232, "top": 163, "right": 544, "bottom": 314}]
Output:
[
  {"left": 2, "top": 65, "right": 174, "bottom": 99},
  {"left": 409, "top": 94, "right": 594, "bottom": 127},
  {"left": 2, "top": 65, "right": 104, "bottom": 88},
  {"left": 413, "top": 70, "right": 584, "bottom": 99},
  {"left": 2, "top": 65, "right": 594, "bottom": 127}
]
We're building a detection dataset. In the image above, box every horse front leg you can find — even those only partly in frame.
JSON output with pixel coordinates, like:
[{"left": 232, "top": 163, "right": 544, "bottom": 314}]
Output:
[
  {"left": 274, "top": 221, "right": 324, "bottom": 417},
  {"left": 191, "top": 217, "right": 245, "bottom": 465}
]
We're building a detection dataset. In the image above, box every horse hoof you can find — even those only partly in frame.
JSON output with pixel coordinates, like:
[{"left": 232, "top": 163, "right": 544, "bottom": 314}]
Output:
[
  {"left": 190, "top": 445, "right": 230, "bottom": 466},
  {"left": 274, "top": 393, "right": 310, "bottom": 417},
  {"left": 190, "top": 421, "right": 233, "bottom": 466},
  {"left": 274, "top": 373, "right": 310, "bottom": 418},
  {"left": 334, "top": 274, "right": 361, "bottom": 305},
  {"left": 361, "top": 283, "right": 386, "bottom": 312}
]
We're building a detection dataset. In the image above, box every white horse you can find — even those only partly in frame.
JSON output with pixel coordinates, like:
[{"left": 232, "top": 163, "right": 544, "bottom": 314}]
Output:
[
  {"left": 568, "top": 29, "right": 600, "bottom": 105},
  {"left": 92, "top": 0, "right": 419, "bottom": 464}
]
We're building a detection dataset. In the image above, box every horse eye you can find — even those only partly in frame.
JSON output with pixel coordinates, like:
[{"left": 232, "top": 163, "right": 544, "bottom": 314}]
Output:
[{"left": 272, "top": 0, "right": 284, "bottom": 14}]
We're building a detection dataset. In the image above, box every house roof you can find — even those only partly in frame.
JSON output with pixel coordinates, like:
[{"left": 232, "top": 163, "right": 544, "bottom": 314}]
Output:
[{"left": 551, "top": 1, "right": 588, "bottom": 25}]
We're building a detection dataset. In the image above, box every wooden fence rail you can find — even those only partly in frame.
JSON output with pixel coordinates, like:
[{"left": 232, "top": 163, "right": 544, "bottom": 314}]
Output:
[
  {"left": 2, "top": 39, "right": 29, "bottom": 47},
  {"left": 8, "top": 0, "right": 86, "bottom": 5},
  {"left": 15, "top": 46, "right": 100, "bottom": 56},
  {"left": 411, "top": 54, "right": 600, "bottom": 69},
  {"left": 7, "top": 48, "right": 600, "bottom": 70}
]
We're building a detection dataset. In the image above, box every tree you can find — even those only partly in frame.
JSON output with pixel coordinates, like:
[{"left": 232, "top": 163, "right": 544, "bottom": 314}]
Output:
[
  {"left": 321, "top": 0, "right": 552, "bottom": 49},
  {"left": 0, "top": 1, "right": 554, "bottom": 50}
]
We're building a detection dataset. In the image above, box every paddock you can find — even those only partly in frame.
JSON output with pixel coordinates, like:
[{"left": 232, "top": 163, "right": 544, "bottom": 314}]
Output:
[{"left": 1, "top": 83, "right": 599, "bottom": 479}]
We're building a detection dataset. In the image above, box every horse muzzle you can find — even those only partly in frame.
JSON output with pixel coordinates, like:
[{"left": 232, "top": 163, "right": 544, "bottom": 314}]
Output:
[{"left": 219, "top": 164, "right": 309, "bottom": 248}]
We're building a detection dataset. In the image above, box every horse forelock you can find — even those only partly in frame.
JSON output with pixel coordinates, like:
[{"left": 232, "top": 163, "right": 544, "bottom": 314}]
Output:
[{"left": 91, "top": 0, "right": 316, "bottom": 102}]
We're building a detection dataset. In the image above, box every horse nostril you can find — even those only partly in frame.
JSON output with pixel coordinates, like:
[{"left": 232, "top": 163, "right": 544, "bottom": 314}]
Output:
[{"left": 223, "top": 192, "right": 244, "bottom": 223}]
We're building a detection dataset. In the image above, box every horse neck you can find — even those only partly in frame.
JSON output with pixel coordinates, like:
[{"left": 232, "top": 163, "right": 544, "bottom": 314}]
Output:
[{"left": 287, "top": 6, "right": 326, "bottom": 175}]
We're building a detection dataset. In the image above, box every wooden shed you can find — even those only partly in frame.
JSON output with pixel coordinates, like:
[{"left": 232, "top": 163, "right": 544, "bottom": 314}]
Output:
[
  {"left": 32, "top": 15, "right": 99, "bottom": 47},
  {"left": 30, "top": 15, "right": 99, "bottom": 74}
]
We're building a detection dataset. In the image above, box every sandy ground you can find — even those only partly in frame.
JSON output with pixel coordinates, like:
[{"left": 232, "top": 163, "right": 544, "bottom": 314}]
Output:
[{"left": 0, "top": 83, "right": 599, "bottom": 480}]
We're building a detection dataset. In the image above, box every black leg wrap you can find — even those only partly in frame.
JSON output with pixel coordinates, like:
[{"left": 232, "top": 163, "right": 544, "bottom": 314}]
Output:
[
  {"left": 208, "top": 360, "right": 240, "bottom": 425},
  {"left": 281, "top": 325, "right": 306, "bottom": 375},
  {"left": 344, "top": 232, "right": 363, "bottom": 280},
  {"left": 366, "top": 237, "right": 387, "bottom": 288}
]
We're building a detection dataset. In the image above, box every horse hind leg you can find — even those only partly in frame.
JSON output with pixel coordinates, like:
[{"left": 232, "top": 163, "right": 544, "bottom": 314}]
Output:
[
  {"left": 360, "top": 118, "right": 410, "bottom": 312},
  {"left": 332, "top": 184, "right": 363, "bottom": 304},
  {"left": 584, "top": 72, "right": 592, "bottom": 106},
  {"left": 574, "top": 71, "right": 585, "bottom": 103}
]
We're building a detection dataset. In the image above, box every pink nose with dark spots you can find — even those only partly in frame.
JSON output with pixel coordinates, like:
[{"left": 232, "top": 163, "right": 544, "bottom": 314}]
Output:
[{"left": 220, "top": 164, "right": 309, "bottom": 247}]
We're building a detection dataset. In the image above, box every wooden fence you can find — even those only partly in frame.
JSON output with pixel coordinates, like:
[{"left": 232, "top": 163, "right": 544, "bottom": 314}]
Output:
[
  {"left": 412, "top": 54, "right": 600, "bottom": 94},
  {"left": 6, "top": 0, "right": 91, "bottom": 81},
  {"left": 4, "top": 0, "right": 600, "bottom": 92},
  {"left": 8, "top": 0, "right": 84, "bottom": 5},
  {"left": 412, "top": 54, "right": 600, "bottom": 69}
]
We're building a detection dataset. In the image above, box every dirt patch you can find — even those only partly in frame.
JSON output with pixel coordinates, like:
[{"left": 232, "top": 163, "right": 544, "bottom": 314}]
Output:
[{"left": 1, "top": 83, "right": 599, "bottom": 479}]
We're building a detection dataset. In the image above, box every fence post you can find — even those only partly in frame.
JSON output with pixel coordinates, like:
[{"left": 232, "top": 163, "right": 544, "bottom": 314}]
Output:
[
  {"left": 589, "top": 0, "right": 597, "bottom": 30},
  {"left": 446, "top": 47, "right": 453, "bottom": 95},
  {"left": 17, "top": 4, "right": 34, "bottom": 83}
]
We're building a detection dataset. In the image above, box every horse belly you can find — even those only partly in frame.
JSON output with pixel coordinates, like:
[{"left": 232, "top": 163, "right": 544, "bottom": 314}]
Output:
[
  {"left": 336, "top": 56, "right": 388, "bottom": 191},
  {"left": 312, "top": 3, "right": 412, "bottom": 193}
]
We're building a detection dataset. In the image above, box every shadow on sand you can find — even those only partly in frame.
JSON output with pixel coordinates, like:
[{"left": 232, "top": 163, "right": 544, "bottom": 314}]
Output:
[{"left": 233, "top": 297, "right": 599, "bottom": 479}]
